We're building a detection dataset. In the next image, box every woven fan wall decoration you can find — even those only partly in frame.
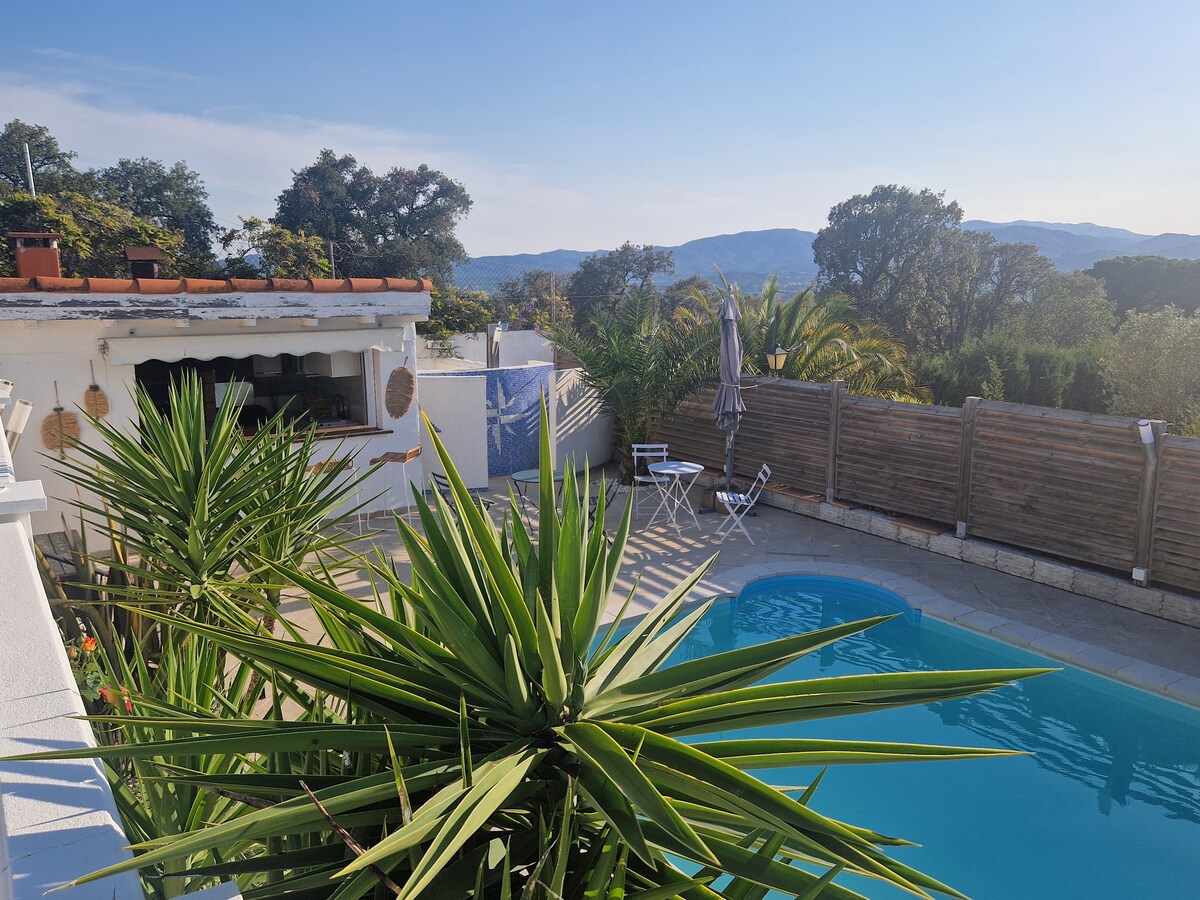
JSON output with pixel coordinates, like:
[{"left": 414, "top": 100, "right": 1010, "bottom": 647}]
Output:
[
  {"left": 42, "top": 381, "right": 81, "bottom": 457},
  {"left": 384, "top": 364, "right": 415, "bottom": 419},
  {"left": 83, "top": 360, "right": 110, "bottom": 418}
]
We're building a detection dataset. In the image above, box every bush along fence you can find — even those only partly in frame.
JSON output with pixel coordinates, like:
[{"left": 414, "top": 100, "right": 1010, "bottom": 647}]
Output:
[{"left": 657, "top": 376, "right": 1200, "bottom": 599}]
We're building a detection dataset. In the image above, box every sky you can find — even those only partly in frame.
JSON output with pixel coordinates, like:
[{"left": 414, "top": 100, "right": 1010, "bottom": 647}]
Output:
[{"left": 3, "top": 1, "right": 1200, "bottom": 257}]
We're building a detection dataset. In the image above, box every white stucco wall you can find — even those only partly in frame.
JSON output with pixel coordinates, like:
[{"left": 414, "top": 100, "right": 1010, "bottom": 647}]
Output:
[
  {"left": 417, "top": 374, "right": 489, "bottom": 489},
  {"left": 553, "top": 368, "right": 613, "bottom": 471},
  {"left": 0, "top": 516, "right": 142, "bottom": 899},
  {"left": 419, "top": 329, "right": 554, "bottom": 368}
]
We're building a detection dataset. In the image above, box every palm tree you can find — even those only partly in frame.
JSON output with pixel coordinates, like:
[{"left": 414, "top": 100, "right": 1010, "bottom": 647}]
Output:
[
  {"left": 549, "top": 287, "right": 715, "bottom": 472},
  {"left": 552, "top": 280, "right": 924, "bottom": 475},
  {"left": 705, "top": 277, "right": 924, "bottom": 400}
]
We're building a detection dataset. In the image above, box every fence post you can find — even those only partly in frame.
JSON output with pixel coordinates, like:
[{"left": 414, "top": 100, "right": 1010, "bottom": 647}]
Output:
[
  {"left": 825, "top": 380, "right": 844, "bottom": 503},
  {"left": 955, "top": 396, "right": 980, "bottom": 538},
  {"left": 1132, "top": 419, "right": 1165, "bottom": 586}
]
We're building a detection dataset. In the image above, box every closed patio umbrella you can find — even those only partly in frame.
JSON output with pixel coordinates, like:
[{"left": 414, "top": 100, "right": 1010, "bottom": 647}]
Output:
[{"left": 713, "top": 288, "right": 746, "bottom": 491}]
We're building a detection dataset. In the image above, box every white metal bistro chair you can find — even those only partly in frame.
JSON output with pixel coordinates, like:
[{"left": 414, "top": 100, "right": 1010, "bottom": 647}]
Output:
[
  {"left": 715, "top": 463, "right": 771, "bottom": 544},
  {"left": 630, "top": 443, "right": 669, "bottom": 517}
]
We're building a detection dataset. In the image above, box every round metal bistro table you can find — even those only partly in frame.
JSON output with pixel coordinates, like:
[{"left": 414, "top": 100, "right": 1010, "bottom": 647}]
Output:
[
  {"left": 646, "top": 460, "right": 704, "bottom": 529},
  {"left": 511, "top": 468, "right": 567, "bottom": 506}
]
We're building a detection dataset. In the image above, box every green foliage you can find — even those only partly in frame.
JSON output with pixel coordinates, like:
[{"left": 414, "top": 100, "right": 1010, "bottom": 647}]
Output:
[
  {"left": 273, "top": 149, "right": 472, "bottom": 285},
  {"left": 566, "top": 241, "right": 675, "bottom": 323},
  {"left": 90, "top": 157, "right": 219, "bottom": 275},
  {"left": 734, "top": 278, "right": 922, "bottom": 399},
  {"left": 1002, "top": 271, "right": 1117, "bottom": 349},
  {"left": 662, "top": 273, "right": 722, "bottom": 315},
  {"left": 13, "top": 406, "right": 1048, "bottom": 898},
  {"left": 493, "top": 268, "right": 573, "bottom": 329},
  {"left": 1104, "top": 306, "right": 1200, "bottom": 432},
  {"left": 1087, "top": 255, "right": 1200, "bottom": 317},
  {"left": 220, "top": 216, "right": 331, "bottom": 279},
  {"left": 813, "top": 185, "right": 1057, "bottom": 353},
  {"left": 915, "top": 334, "right": 1108, "bottom": 411},
  {"left": 39, "top": 374, "right": 374, "bottom": 897},
  {"left": 0, "top": 190, "right": 183, "bottom": 278},
  {"left": 421, "top": 285, "right": 502, "bottom": 338},
  {"left": 53, "top": 372, "right": 367, "bottom": 612},
  {"left": 0, "top": 118, "right": 82, "bottom": 196},
  {"left": 813, "top": 184, "right": 963, "bottom": 331},
  {"left": 549, "top": 288, "right": 714, "bottom": 465}
]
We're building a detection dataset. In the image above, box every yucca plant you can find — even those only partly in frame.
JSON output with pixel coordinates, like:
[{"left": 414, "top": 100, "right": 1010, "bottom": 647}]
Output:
[
  {"left": 37, "top": 372, "right": 384, "bottom": 895},
  {"left": 53, "top": 371, "right": 371, "bottom": 620},
  {"left": 16, "top": 405, "right": 1048, "bottom": 898}
]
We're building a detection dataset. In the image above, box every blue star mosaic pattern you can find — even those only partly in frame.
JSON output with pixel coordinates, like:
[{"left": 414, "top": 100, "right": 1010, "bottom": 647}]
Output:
[{"left": 424, "top": 364, "right": 552, "bottom": 476}]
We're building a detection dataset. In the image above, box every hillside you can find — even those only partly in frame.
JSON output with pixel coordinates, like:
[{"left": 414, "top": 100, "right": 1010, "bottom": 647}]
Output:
[
  {"left": 456, "top": 222, "right": 1200, "bottom": 293},
  {"left": 455, "top": 228, "right": 817, "bottom": 294}
]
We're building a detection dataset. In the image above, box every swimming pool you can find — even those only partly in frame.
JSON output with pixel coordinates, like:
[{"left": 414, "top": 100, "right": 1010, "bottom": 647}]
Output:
[{"left": 677, "top": 576, "right": 1200, "bottom": 899}]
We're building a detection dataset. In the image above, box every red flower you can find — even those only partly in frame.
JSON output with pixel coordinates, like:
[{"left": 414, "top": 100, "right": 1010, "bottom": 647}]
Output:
[
  {"left": 99, "top": 686, "right": 133, "bottom": 712},
  {"left": 81, "top": 636, "right": 97, "bottom": 653}
]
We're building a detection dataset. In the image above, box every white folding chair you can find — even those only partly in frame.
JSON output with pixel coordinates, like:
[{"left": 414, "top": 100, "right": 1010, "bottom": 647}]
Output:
[
  {"left": 715, "top": 463, "right": 771, "bottom": 544},
  {"left": 631, "top": 443, "right": 669, "bottom": 517}
]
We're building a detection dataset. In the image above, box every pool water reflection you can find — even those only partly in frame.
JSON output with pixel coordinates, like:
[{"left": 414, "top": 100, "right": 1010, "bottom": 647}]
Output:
[{"left": 672, "top": 576, "right": 1200, "bottom": 899}]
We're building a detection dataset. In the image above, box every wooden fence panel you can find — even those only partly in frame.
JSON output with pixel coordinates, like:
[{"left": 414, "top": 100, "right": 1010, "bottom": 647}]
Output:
[
  {"left": 1150, "top": 435, "right": 1200, "bottom": 594},
  {"left": 643, "top": 376, "right": 1200, "bottom": 594},
  {"left": 966, "top": 402, "right": 1144, "bottom": 571},
  {"left": 836, "top": 398, "right": 962, "bottom": 524},
  {"left": 657, "top": 377, "right": 829, "bottom": 495}
]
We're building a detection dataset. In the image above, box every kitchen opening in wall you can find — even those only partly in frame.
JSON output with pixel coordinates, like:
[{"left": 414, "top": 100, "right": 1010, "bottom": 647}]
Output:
[{"left": 135, "top": 351, "right": 374, "bottom": 437}]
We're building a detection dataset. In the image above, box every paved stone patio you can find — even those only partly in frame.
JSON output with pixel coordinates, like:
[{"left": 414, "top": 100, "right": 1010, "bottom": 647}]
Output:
[{"left": 283, "top": 474, "right": 1200, "bottom": 707}]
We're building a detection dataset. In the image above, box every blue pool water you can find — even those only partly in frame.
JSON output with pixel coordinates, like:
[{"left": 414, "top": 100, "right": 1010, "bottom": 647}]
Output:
[{"left": 674, "top": 576, "right": 1200, "bottom": 899}]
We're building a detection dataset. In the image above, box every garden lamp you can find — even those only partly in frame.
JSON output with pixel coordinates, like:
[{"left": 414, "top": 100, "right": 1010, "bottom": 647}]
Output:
[{"left": 766, "top": 346, "right": 788, "bottom": 376}]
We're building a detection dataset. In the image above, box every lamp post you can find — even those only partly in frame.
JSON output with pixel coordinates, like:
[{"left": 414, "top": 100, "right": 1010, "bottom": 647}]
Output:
[{"left": 766, "top": 346, "right": 788, "bottom": 377}]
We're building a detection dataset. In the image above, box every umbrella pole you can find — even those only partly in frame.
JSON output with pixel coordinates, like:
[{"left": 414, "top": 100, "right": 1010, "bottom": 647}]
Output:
[{"left": 725, "top": 430, "right": 735, "bottom": 491}]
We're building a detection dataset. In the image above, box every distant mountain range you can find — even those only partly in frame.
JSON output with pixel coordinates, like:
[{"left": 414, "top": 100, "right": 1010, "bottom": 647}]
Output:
[{"left": 455, "top": 222, "right": 1200, "bottom": 294}]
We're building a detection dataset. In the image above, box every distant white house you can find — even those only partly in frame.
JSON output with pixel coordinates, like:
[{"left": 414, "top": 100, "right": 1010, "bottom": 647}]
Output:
[{"left": 0, "top": 232, "right": 430, "bottom": 533}]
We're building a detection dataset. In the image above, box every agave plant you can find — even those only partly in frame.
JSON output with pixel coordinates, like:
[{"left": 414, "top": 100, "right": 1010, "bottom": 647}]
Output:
[{"left": 16, "top": 405, "right": 1047, "bottom": 898}]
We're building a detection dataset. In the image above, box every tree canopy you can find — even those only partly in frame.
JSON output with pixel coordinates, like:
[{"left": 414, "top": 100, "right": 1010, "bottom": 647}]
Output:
[
  {"left": 1087, "top": 255, "right": 1200, "bottom": 317},
  {"left": 90, "top": 157, "right": 218, "bottom": 273},
  {"left": 0, "top": 119, "right": 81, "bottom": 197},
  {"left": 0, "top": 191, "right": 182, "bottom": 279},
  {"left": 565, "top": 240, "right": 674, "bottom": 322},
  {"left": 813, "top": 185, "right": 963, "bottom": 331},
  {"left": 494, "top": 268, "right": 572, "bottom": 329},
  {"left": 1104, "top": 306, "right": 1200, "bottom": 431},
  {"left": 813, "top": 185, "right": 1058, "bottom": 353},
  {"left": 273, "top": 149, "right": 472, "bottom": 285},
  {"left": 219, "top": 216, "right": 329, "bottom": 279}
]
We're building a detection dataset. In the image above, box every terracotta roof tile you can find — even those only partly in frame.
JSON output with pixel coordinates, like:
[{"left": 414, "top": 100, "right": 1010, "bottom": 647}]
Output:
[
  {"left": 181, "top": 278, "right": 230, "bottom": 293},
  {"left": 85, "top": 278, "right": 138, "bottom": 293},
  {"left": 35, "top": 276, "right": 86, "bottom": 291},
  {"left": 135, "top": 278, "right": 187, "bottom": 294},
  {"left": 227, "top": 278, "right": 269, "bottom": 292},
  {"left": 268, "top": 278, "right": 312, "bottom": 292}
]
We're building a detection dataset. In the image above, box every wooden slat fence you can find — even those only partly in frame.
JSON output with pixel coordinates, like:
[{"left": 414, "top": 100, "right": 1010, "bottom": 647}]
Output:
[
  {"left": 836, "top": 397, "right": 961, "bottom": 524},
  {"left": 1150, "top": 435, "right": 1200, "bottom": 594},
  {"left": 647, "top": 376, "right": 1200, "bottom": 593},
  {"left": 657, "top": 378, "right": 829, "bottom": 495},
  {"left": 966, "top": 402, "right": 1146, "bottom": 572}
]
